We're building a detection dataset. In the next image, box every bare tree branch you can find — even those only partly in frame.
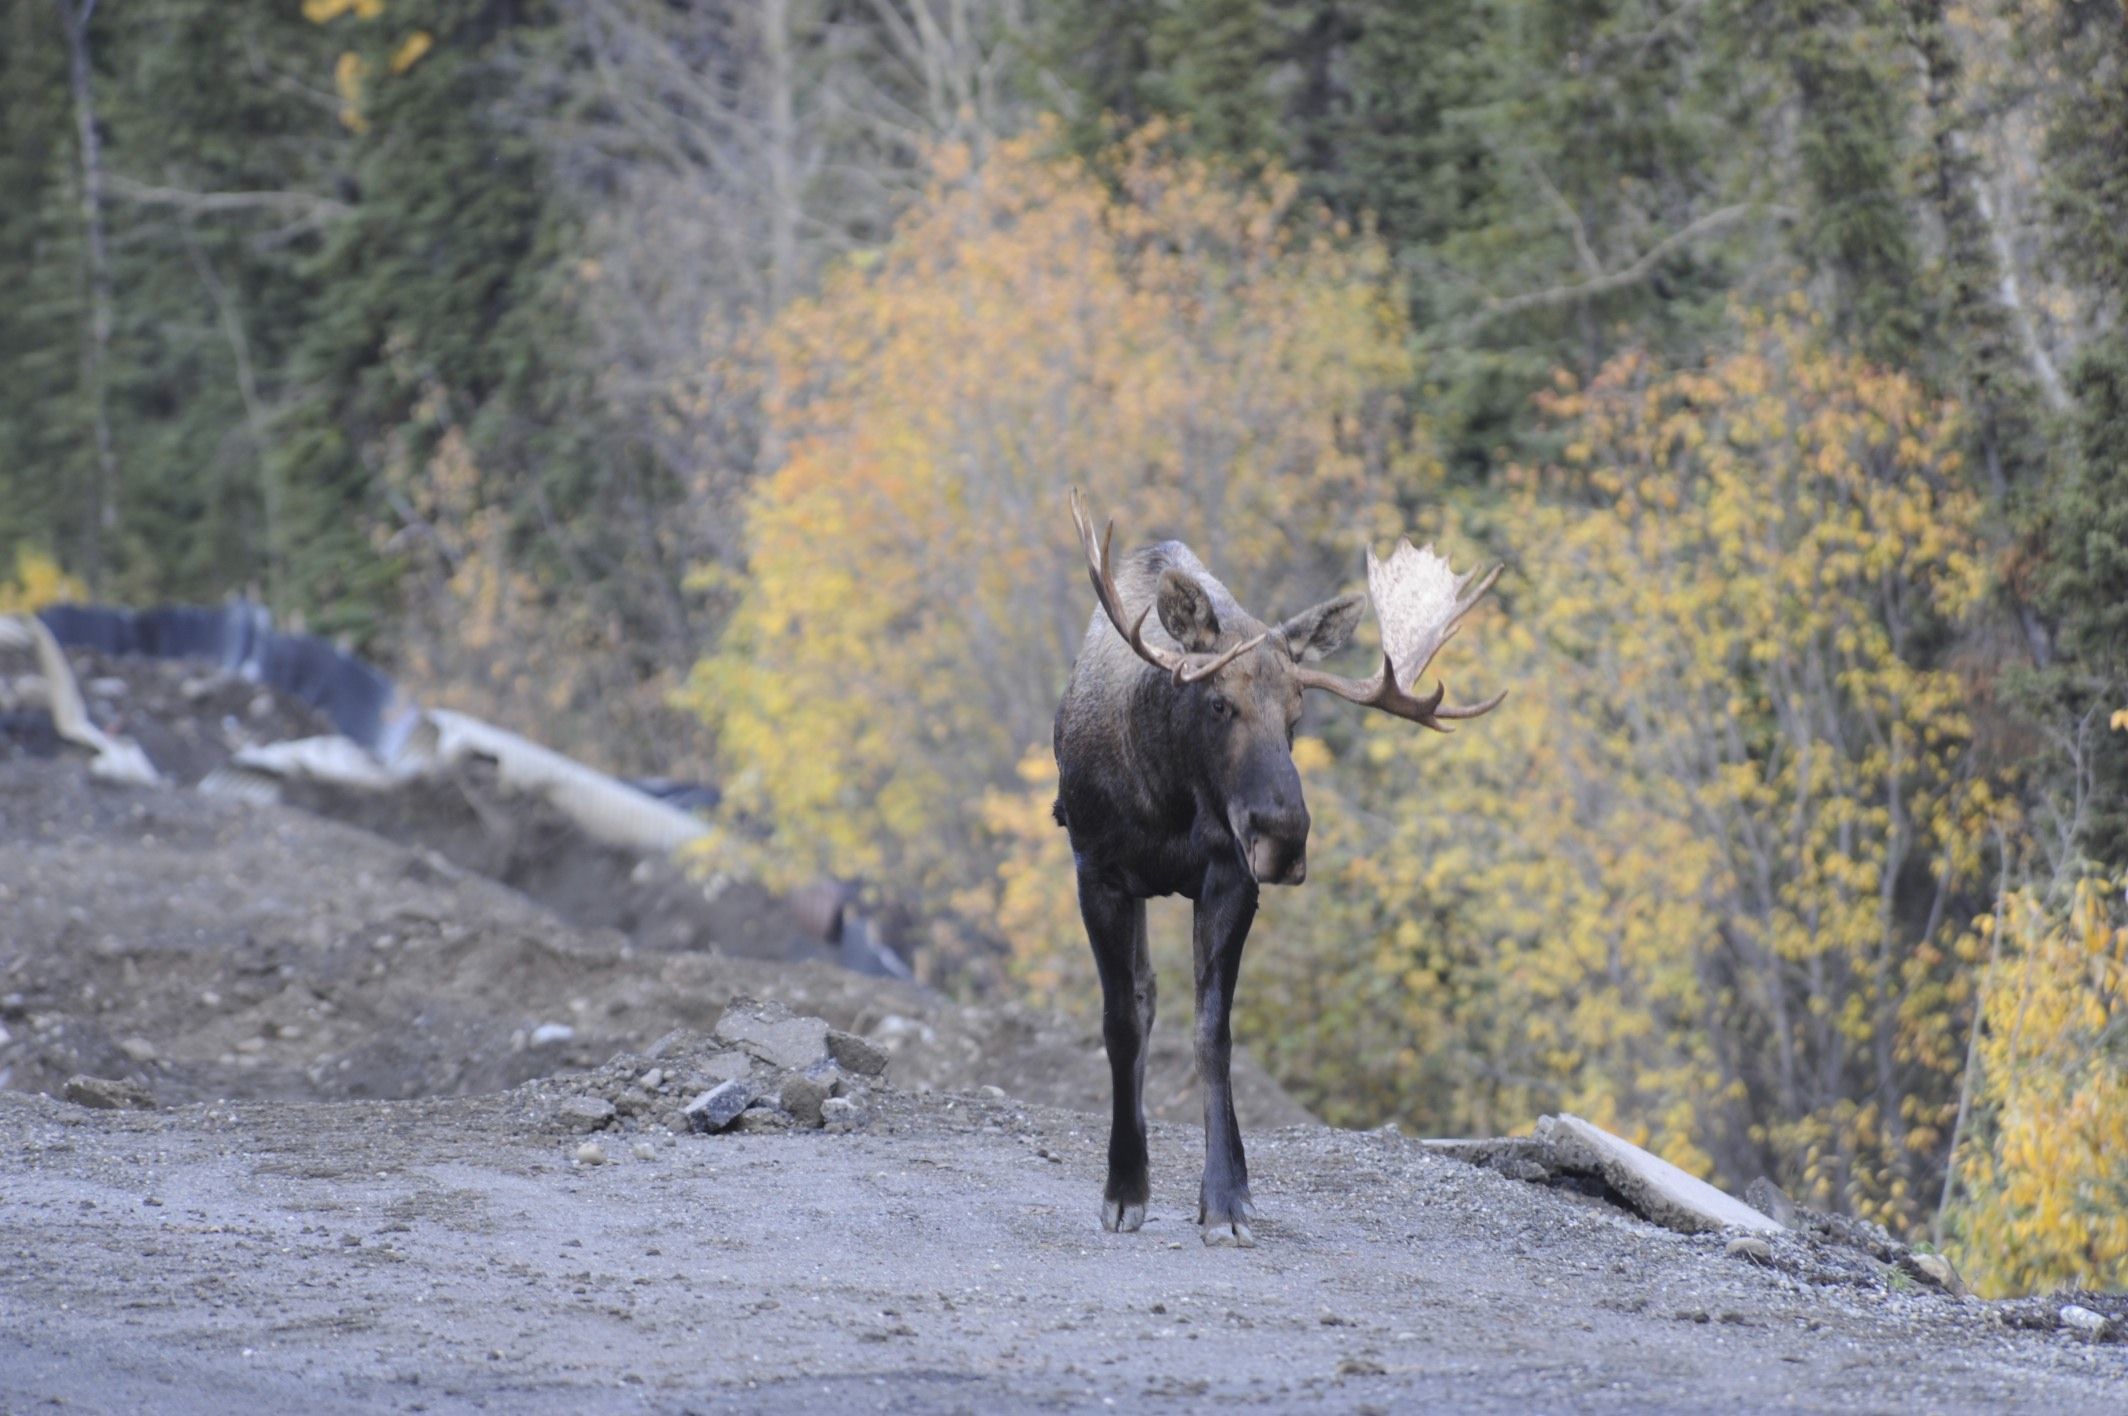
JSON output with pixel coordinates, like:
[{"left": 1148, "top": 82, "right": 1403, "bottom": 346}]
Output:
[
  {"left": 1470, "top": 203, "right": 1795, "bottom": 326},
  {"left": 105, "top": 174, "right": 353, "bottom": 221}
]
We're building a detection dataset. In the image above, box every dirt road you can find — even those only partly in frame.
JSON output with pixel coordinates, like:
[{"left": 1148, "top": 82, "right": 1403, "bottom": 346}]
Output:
[{"left": 5, "top": 1082, "right": 2126, "bottom": 1413}]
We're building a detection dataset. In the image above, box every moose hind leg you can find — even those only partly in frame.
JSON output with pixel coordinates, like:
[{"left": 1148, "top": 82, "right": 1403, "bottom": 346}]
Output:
[{"left": 1081, "top": 878, "right": 1152, "bottom": 1232}]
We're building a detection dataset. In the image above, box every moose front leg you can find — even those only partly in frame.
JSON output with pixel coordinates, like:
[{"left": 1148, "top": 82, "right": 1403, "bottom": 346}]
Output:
[
  {"left": 1079, "top": 875, "right": 1154, "bottom": 1233},
  {"left": 1193, "top": 859, "right": 1259, "bottom": 1246}
]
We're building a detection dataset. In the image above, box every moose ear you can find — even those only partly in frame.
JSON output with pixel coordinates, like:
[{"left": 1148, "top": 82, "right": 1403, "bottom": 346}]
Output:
[
  {"left": 1155, "top": 569, "right": 1223, "bottom": 652},
  {"left": 1277, "top": 593, "right": 1364, "bottom": 663}
]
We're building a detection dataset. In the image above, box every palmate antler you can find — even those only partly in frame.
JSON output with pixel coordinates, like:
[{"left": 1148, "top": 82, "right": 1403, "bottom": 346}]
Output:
[
  {"left": 1070, "top": 488, "right": 1267, "bottom": 684},
  {"left": 1295, "top": 539, "right": 1508, "bottom": 732}
]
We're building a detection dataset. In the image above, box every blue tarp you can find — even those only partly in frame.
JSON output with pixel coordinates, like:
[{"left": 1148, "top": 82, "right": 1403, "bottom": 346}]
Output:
[{"left": 38, "top": 600, "right": 399, "bottom": 753}]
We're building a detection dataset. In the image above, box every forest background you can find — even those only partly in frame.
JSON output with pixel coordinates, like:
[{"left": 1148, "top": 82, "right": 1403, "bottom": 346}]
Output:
[{"left": 2, "top": 0, "right": 2124, "bottom": 1298}]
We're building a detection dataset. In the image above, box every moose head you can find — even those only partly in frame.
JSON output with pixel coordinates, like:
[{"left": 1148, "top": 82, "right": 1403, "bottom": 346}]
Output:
[{"left": 1067, "top": 487, "right": 1506, "bottom": 890}]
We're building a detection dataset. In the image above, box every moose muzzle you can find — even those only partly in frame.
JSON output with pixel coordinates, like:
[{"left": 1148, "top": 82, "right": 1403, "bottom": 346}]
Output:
[{"left": 1239, "top": 806, "right": 1310, "bottom": 887}]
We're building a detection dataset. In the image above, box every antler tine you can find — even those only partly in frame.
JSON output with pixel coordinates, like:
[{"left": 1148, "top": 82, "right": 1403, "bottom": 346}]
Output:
[
  {"left": 1430, "top": 687, "right": 1509, "bottom": 721},
  {"left": 1176, "top": 629, "right": 1269, "bottom": 685},
  {"left": 1070, "top": 487, "right": 1188, "bottom": 679}
]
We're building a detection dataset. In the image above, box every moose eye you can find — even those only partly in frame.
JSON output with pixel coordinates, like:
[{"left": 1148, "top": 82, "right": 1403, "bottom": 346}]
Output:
[{"left": 1208, "top": 697, "right": 1233, "bottom": 720}]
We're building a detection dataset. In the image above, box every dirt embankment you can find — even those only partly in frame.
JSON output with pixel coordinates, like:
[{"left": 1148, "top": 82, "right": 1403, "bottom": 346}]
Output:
[{"left": 0, "top": 755, "right": 1309, "bottom": 1126}]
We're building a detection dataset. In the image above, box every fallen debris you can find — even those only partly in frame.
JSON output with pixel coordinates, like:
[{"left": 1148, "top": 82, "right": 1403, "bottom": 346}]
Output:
[
  {"left": 1538, "top": 1115, "right": 1781, "bottom": 1235},
  {"left": 1425, "top": 1114, "right": 1778, "bottom": 1236}
]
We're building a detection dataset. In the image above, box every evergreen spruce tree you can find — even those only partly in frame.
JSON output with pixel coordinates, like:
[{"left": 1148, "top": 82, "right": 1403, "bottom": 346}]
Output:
[{"left": 2035, "top": 3, "right": 2128, "bottom": 870}]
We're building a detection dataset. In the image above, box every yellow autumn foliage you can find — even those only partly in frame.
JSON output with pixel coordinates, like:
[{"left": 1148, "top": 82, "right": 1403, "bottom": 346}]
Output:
[
  {"left": 1948, "top": 872, "right": 2128, "bottom": 1296},
  {"left": 0, "top": 547, "right": 86, "bottom": 614}
]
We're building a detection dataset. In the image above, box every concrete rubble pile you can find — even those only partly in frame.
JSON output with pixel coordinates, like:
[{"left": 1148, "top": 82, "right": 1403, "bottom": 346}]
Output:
[{"left": 541, "top": 998, "right": 890, "bottom": 1153}]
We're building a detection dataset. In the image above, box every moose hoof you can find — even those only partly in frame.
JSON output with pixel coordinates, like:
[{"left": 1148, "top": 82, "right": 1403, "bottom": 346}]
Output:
[
  {"left": 1103, "top": 1199, "right": 1146, "bottom": 1233},
  {"left": 1202, "top": 1220, "right": 1255, "bottom": 1248}
]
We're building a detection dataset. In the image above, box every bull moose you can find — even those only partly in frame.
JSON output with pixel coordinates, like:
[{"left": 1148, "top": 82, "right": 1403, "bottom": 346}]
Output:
[{"left": 1052, "top": 490, "right": 1507, "bottom": 1246}]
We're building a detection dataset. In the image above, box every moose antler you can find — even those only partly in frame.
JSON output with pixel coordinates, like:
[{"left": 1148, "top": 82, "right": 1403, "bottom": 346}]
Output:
[
  {"left": 1070, "top": 488, "right": 1267, "bottom": 685},
  {"left": 1295, "top": 538, "right": 1507, "bottom": 732}
]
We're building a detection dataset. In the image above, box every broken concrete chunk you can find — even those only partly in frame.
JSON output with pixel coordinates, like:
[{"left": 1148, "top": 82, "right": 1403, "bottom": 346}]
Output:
[
  {"left": 684, "top": 1079, "right": 754, "bottom": 1133},
  {"left": 712, "top": 997, "right": 829, "bottom": 1071},
  {"left": 62, "top": 1075, "right": 155, "bottom": 1111},
  {"left": 780, "top": 1073, "right": 832, "bottom": 1128},
  {"left": 1536, "top": 1114, "right": 1781, "bottom": 1236},
  {"left": 557, "top": 1096, "right": 616, "bottom": 1131},
  {"left": 825, "top": 1028, "right": 889, "bottom": 1078},
  {"left": 695, "top": 1050, "right": 753, "bottom": 1084}
]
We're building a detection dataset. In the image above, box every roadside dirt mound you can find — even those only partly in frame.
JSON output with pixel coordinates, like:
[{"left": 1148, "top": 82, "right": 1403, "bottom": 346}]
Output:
[
  {"left": 275, "top": 761, "right": 819, "bottom": 960},
  {"left": 0, "top": 759, "right": 1310, "bottom": 1128}
]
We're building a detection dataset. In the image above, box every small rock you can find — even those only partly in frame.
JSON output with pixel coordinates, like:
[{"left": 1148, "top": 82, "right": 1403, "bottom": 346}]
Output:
[
  {"left": 557, "top": 1096, "right": 617, "bottom": 1131},
  {"left": 684, "top": 1079, "right": 754, "bottom": 1133},
  {"left": 632, "top": 1141, "right": 657, "bottom": 1161},
  {"left": 781, "top": 1073, "right": 832, "bottom": 1128},
  {"left": 979, "top": 1084, "right": 1008, "bottom": 1102},
  {"left": 2060, "top": 1304, "right": 2112, "bottom": 1340},
  {"left": 732, "top": 1104, "right": 795, "bottom": 1133},
  {"left": 529, "top": 1022, "right": 576, "bottom": 1047},
  {"left": 117, "top": 1036, "right": 158, "bottom": 1064},
  {"left": 825, "top": 1028, "right": 889, "bottom": 1078},
  {"left": 1336, "top": 1357, "right": 1387, "bottom": 1378},
  {"left": 1907, "top": 1252, "right": 1968, "bottom": 1298},
  {"left": 638, "top": 1068, "right": 664, "bottom": 1092},
  {"left": 575, "top": 1141, "right": 607, "bottom": 1166},
  {"left": 1725, "top": 1237, "right": 1773, "bottom": 1265},
  {"left": 1744, "top": 1176, "right": 1797, "bottom": 1228},
  {"left": 62, "top": 1075, "right": 155, "bottom": 1111},
  {"left": 821, "top": 1095, "right": 865, "bottom": 1133}
]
